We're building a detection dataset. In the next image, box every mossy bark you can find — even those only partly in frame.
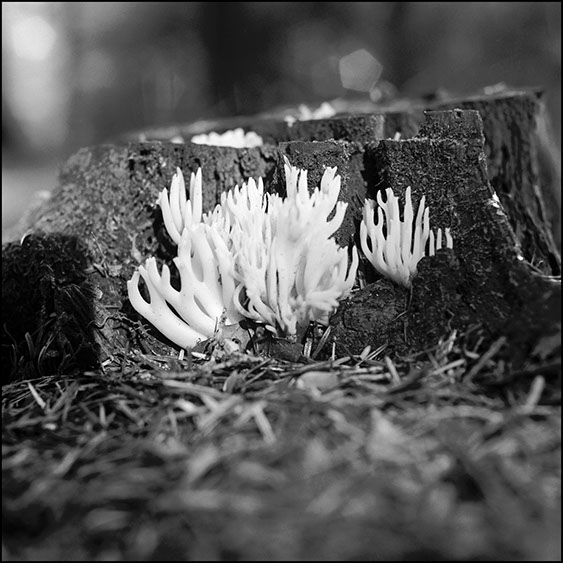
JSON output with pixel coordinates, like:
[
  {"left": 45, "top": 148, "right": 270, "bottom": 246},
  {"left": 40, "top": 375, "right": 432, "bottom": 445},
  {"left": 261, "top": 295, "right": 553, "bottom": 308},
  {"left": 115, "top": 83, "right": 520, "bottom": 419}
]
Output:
[
  {"left": 331, "top": 109, "right": 560, "bottom": 364},
  {"left": 434, "top": 89, "right": 561, "bottom": 274}
]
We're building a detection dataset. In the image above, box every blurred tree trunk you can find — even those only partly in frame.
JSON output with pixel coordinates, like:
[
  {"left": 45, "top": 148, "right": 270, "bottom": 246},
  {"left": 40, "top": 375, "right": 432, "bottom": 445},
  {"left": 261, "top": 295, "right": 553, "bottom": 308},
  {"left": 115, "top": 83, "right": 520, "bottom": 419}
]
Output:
[
  {"left": 200, "top": 2, "right": 285, "bottom": 116},
  {"left": 385, "top": 2, "right": 413, "bottom": 91},
  {"left": 1, "top": 93, "right": 26, "bottom": 161}
]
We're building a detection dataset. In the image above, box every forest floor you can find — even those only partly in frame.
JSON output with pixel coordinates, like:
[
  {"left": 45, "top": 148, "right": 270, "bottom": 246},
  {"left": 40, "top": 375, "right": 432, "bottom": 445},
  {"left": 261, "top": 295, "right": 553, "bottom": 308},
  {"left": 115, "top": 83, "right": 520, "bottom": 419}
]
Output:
[{"left": 2, "top": 328, "right": 561, "bottom": 561}]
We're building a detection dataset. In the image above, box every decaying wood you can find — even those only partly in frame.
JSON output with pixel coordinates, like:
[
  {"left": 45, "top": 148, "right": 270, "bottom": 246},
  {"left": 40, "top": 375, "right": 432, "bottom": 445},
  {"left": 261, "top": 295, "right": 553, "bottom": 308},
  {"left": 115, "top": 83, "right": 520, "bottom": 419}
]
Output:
[
  {"left": 2, "top": 89, "right": 560, "bottom": 381},
  {"left": 435, "top": 89, "right": 561, "bottom": 274},
  {"left": 331, "top": 109, "right": 560, "bottom": 365}
]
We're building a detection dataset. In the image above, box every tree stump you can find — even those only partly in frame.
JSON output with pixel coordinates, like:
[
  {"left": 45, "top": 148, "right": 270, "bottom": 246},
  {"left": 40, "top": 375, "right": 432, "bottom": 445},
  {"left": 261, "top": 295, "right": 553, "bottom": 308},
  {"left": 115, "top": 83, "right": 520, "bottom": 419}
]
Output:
[{"left": 3, "top": 89, "right": 560, "bottom": 382}]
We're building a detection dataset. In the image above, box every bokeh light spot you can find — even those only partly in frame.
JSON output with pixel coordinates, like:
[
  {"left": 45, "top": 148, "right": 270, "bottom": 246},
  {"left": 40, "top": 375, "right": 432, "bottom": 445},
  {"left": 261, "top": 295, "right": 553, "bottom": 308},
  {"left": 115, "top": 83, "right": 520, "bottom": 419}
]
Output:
[
  {"left": 339, "top": 48, "right": 383, "bottom": 92},
  {"left": 11, "top": 15, "right": 57, "bottom": 62}
]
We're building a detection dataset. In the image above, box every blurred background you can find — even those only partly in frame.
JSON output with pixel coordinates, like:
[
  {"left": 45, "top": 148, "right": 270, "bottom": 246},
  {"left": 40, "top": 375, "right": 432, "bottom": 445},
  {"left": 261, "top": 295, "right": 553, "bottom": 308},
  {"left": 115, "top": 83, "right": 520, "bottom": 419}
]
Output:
[{"left": 2, "top": 1, "right": 561, "bottom": 235}]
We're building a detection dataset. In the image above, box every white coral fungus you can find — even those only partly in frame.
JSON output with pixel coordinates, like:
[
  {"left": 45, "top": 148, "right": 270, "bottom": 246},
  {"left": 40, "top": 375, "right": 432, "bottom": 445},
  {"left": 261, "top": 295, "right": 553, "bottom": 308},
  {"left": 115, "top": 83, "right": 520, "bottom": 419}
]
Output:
[
  {"left": 128, "top": 158, "right": 357, "bottom": 348},
  {"left": 190, "top": 128, "right": 263, "bottom": 148},
  {"left": 233, "top": 158, "right": 358, "bottom": 336},
  {"left": 360, "top": 186, "right": 453, "bottom": 288},
  {"left": 284, "top": 102, "right": 336, "bottom": 126}
]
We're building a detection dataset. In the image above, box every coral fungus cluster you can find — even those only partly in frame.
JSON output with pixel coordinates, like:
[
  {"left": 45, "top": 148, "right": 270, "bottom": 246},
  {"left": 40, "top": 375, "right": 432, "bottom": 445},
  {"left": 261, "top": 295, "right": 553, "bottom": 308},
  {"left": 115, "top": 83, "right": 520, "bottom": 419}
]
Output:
[
  {"left": 128, "top": 159, "right": 453, "bottom": 349},
  {"left": 360, "top": 186, "right": 453, "bottom": 288},
  {"left": 128, "top": 158, "right": 357, "bottom": 348},
  {"left": 190, "top": 128, "right": 263, "bottom": 148}
]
